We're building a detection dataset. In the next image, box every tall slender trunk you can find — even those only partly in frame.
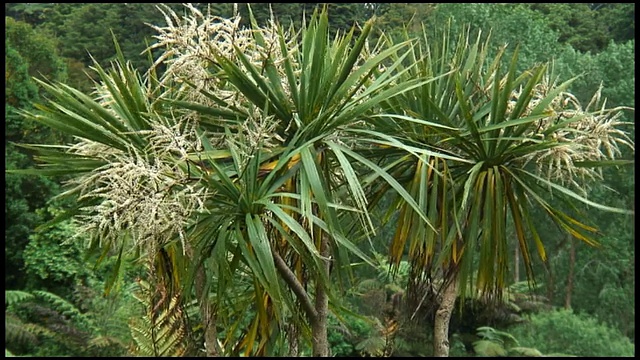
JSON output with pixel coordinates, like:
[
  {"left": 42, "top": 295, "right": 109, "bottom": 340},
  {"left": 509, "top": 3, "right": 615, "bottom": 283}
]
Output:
[
  {"left": 287, "top": 322, "right": 300, "bottom": 357},
  {"left": 270, "top": 224, "right": 331, "bottom": 356},
  {"left": 312, "top": 234, "right": 330, "bottom": 357},
  {"left": 273, "top": 247, "right": 331, "bottom": 356},
  {"left": 514, "top": 245, "right": 520, "bottom": 284},
  {"left": 185, "top": 241, "right": 219, "bottom": 357},
  {"left": 544, "top": 258, "right": 555, "bottom": 303},
  {"left": 195, "top": 266, "right": 219, "bottom": 357},
  {"left": 433, "top": 274, "right": 458, "bottom": 357},
  {"left": 564, "top": 235, "right": 575, "bottom": 310}
]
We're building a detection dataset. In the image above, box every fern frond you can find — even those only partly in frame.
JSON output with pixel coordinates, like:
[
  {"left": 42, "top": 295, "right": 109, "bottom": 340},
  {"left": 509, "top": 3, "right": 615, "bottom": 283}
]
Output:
[
  {"left": 5, "top": 313, "right": 55, "bottom": 352},
  {"left": 32, "top": 290, "right": 91, "bottom": 328},
  {"left": 476, "top": 325, "right": 519, "bottom": 347},
  {"left": 356, "top": 278, "right": 382, "bottom": 293},
  {"left": 509, "top": 346, "right": 544, "bottom": 357},
  {"left": 23, "top": 322, "right": 56, "bottom": 338},
  {"left": 5, "top": 290, "right": 35, "bottom": 306},
  {"left": 356, "top": 335, "right": 386, "bottom": 357},
  {"left": 5, "top": 315, "right": 38, "bottom": 346},
  {"left": 129, "top": 280, "right": 188, "bottom": 357},
  {"left": 473, "top": 339, "right": 508, "bottom": 357},
  {"left": 88, "top": 335, "right": 127, "bottom": 349}
]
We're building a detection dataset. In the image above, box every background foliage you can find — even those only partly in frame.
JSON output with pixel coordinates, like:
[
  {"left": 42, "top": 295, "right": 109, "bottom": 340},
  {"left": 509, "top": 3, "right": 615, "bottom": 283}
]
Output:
[{"left": 510, "top": 309, "right": 635, "bottom": 357}]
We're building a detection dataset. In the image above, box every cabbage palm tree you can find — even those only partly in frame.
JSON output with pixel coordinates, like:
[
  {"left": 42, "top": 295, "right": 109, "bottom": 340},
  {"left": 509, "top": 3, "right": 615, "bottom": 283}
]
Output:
[
  {"left": 153, "top": 5, "right": 447, "bottom": 356},
  {"left": 13, "top": 43, "right": 224, "bottom": 355},
  {"left": 369, "top": 24, "right": 634, "bottom": 356},
  {"left": 13, "top": 5, "right": 441, "bottom": 357}
]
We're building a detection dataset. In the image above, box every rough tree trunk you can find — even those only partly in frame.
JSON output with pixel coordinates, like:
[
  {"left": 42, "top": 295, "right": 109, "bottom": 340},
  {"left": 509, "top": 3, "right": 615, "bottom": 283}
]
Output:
[
  {"left": 287, "top": 322, "right": 300, "bottom": 357},
  {"left": 311, "top": 234, "right": 330, "bottom": 357},
  {"left": 272, "top": 250, "right": 320, "bottom": 356},
  {"left": 564, "top": 235, "right": 575, "bottom": 310},
  {"left": 544, "top": 258, "right": 555, "bottom": 303},
  {"left": 195, "top": 266, "right": 219, "bottom": 357},
  {"left": 433, "top": 275, "right": 458, "bottom": 357},
  {"left": 185, "top": 240, "right": 219, "bottom": 357},
  {"left": 514, "top": 245, "right": 520, "bottom": 283}
]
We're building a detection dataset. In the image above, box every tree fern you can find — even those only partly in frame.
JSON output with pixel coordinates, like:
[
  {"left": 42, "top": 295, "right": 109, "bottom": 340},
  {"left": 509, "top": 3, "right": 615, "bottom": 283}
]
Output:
[
  {"left": 5, "top": 290, "right": 55, "bottom": 354},
  {"left": 87, "top": 335, "right": 128, "bottom": 352},
  {"left": 473, "top": 326, "right": 517, "bottom": 356},
  {"left": 356, "top": 335, "right": 387, "bottom": 357},
  {"left": 5, "top": 290, "right": 34, "bottom": 306},
  {"left": 5, "top": 313, "right": 54, "bottom": 351},
  {"left": 355, "top": 316, "right": 399, "bottom": 357},
  {"left": 5, "top": 289, "right": 129, "bottom": 356},
  {"left": 129, "top": 280, "right": 188, "bottom": 357},
  {"left": 473, "top": 325, "right": 561, "bottom": 357},
  {"left": 32, "top": 290, "right": 94, "bottom": 330},
  {"left": 355, "top": 278, "right": 382, "bottom": 294}
]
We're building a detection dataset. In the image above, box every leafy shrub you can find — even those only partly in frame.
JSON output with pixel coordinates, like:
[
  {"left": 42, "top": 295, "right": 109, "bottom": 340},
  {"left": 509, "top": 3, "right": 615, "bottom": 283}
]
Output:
[
  {"left": 23, "top": 208, "right": 93, "bottom": 295},
  {"left": 509, "top": 308, "right": 634, "bottom": 357},
  {"left": 328, "top": 312, "right": 374, "bottom": 357}
]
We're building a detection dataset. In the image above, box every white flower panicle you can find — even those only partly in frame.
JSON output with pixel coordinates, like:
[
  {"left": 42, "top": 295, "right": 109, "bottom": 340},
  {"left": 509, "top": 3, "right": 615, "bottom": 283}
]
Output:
[
  {"left": 146, "top": 4, "right": 380, "bottom": 147},
  {"left": 146, "top": 3, "right": 311, "bottom": 161},
  {"left": 68, "top": 120, "right": 208, "bottom": 254},
  {"left": 142, "top": 117, "right": 205, "bottom": 160},
  {"left": 147, "top": 4, "right": 298, "bottom": 108},
  {"left": 147, "top": 5, "right": 242, "bottom": 95},
  {"left": 514, "top": 77, "right": 634, "bottom": 195}
]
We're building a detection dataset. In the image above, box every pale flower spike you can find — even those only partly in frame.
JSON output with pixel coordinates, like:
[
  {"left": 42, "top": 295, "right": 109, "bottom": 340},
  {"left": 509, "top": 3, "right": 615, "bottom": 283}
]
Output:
[{"left": 515, "top": 75, "right": 634, "bottom": 196}]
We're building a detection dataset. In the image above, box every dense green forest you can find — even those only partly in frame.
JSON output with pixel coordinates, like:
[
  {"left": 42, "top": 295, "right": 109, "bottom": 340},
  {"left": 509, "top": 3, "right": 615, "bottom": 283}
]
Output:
[{"left": 5, "top": 3, "right": 635, "bottom": 357}]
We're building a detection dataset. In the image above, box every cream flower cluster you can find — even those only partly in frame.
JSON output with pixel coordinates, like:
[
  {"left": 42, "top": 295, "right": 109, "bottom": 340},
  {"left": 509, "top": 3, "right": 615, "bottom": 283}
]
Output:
[
  {"left": 516, "top": 77, "right": 633, "bottom": 195},
  {"left": 68, "top": 119, "right": 208, "bottom": 254}
]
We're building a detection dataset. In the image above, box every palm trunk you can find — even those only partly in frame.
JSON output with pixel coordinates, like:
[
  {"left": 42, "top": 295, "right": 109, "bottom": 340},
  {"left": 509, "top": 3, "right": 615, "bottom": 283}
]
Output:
[
  {"left": 312, "top": 233, "right": 330, "bottom": 357},
  {"left": 514, "top": 244, "right": 520, "bottom": 283},
  {"left": 273, "top": 248, "right": 331, "bottom": 356},
  {"left": 185, "top": 241, "right": 219, "bottom": 357},
  {"left": 287, "top": 322, "right": 300, "bottom": 356},
  {"left": 433, "top": 275, "right": 458, "bottom": 357},
  {"left": 544, "top": 259, "right": 555, "bottom": 303},
  {"left": 270, "top": 212, "right": 331, "bottom": 357},
  {"left": 564, "top": 235, "right": 575, "bottom": 310},
  {"left": 195, "top": 266, "right": 219, "bottom": 357}
]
